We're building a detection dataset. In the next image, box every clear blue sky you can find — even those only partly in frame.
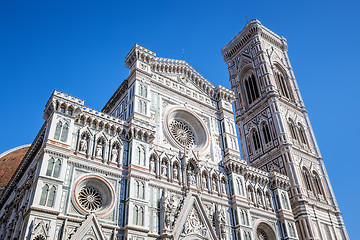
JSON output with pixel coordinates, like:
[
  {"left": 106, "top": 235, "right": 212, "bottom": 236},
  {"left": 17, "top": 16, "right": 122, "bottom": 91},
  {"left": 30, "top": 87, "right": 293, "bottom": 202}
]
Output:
[{"left": 1, "top": 0, "right": 358, "bottom": 238}]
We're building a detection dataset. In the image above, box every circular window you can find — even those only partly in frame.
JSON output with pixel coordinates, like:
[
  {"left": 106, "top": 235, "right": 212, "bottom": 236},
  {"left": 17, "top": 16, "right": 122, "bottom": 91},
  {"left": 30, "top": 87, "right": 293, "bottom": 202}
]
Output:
[
  {"left": 169, "top": 120, "right": 195, "bottom": 149},
  {"left": 165, "top": 107, "right": 209, "bottom": 151},
  {"left": 78, "top": 186, "right": 102, "bottom": 211},
  {"left": 73, "top": 175, "right": 114, "bottom": 216}
]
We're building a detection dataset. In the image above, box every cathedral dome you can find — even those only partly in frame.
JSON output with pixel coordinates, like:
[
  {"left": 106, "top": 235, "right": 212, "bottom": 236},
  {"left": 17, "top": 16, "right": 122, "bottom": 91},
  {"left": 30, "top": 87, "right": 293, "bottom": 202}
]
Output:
[{"left": 0, "top": 144, "right": 30, "bottom": 187}]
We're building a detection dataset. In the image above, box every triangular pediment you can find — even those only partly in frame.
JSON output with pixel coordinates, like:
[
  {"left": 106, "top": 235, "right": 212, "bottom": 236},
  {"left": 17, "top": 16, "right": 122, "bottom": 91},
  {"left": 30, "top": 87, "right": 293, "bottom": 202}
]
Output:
[
  {"left": 70, "top": 213, "right": 106, "bottom": 240},
  {"left": 172, "top": 194, "right": 218, "bottom": 240}
]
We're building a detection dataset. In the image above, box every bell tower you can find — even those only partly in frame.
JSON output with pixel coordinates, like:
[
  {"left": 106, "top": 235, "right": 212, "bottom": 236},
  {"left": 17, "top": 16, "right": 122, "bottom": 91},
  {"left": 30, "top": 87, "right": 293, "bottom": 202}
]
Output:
[{"left": 222, "top": 20, "right": 348, "bottom": 240}]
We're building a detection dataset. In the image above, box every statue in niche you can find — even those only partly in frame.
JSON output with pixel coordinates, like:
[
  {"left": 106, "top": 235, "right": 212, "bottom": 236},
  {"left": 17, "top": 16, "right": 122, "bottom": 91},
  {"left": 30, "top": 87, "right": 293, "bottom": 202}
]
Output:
[
  {"left": 257, "top": 192, "right": 263, "bottom": 206},
  {"left": 96, "top": 144, "right": 103, "bottom": 158},
  {"left": 80, "top": 138, "right": 87, "bottom": 152},
  {"left": 161, "top": 162, "right": 167, "bottom": 177},
  {"left": 187, "top": 169, "right": 196, "bottom": 185},
  {"left": 173, "top": 166, "right": 178, "bottom": 180},
  {"left": 149, "top": 160, "right": 155, "bottom": 173},
  {"left": 111, "top": 147, "right": 118, "bottom": 162},
  {"left": 221, "top": 181, "right": 227, "bottom": 194},
  {"left": 212, "top": 178, "right": 218, "bottom": 192},
  {"left": 202, "top": 175, "right": 207, "bottom": 189},
  {"left": 266, "top": 194, "right": 272, "bottom": 209}
]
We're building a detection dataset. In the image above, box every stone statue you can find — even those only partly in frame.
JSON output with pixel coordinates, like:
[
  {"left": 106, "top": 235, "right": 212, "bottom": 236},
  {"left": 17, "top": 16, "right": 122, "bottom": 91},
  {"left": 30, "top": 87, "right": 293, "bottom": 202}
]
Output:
[
  {"left": 188, "top": 170, "right": 196, "bottom": 185},
  {"left": 111, "top": 148, "right": 118, "bottom": 162},
  {"left": 217, "top": 207, "right": 226, "bottom": 239},
  {"left": 161, "top": 163, "right": 167, "bottom": 176},
  {"left": 164, "top": 194, "right": 176, "bottom": 230},
  {"left": 80, "top": 139, "right": 87, "bottom": 152},
  {"left": 149, "top": 160, "right": 155, "bottom": 173},
  {"left": 221, "top": 181, "right": 226, "bottom": 194},
  {"left": 173, "top": 167, "right": 178, "bottom": 180},
  {"left": 202, "top": 175, "right": 207, "bottom": 189},
  {"left": 96, "top": 145, "right": 103, "bottom": 158},
  {"left": 213, "top": 178, "right": 218, "bottom": 192}
]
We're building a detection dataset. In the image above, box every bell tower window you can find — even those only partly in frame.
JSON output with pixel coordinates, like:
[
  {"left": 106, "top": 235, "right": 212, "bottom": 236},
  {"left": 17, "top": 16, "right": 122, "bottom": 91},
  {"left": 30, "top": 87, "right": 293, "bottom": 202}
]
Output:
[{"left": 244, "top": 73, "right": 260, "bottom": 105}]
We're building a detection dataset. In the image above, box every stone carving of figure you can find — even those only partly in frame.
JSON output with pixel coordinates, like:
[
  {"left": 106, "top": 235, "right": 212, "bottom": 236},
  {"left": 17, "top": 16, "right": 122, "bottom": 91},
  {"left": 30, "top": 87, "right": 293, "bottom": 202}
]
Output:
[
  {"left": 202, "top": 175, "right": 207, "bottom": 189},
  {"left": 111, "top": 148, "right": 118, "bottom": 162},
  {"left": 217, "top": 207, "right": 226, "bottom": 239},
  {"left": 164, "top": 194, "right": 176, "bottom": 231},
  {"left": 205, "top": 204, "right": 214, "bottom": 222},
  {"left": 221, "top": 181, "right": 227, "bottom": 194},
  {"left": 188, "top": 170, "right": 196, "bottom": 185},
  {"left": 161, "top": 163, "right": 167, "bottom": 177},
  {"left": 212, "top": 178, "right": 218, "bottom": 192},
  {"left": 149, "top": 160, "right": 155, "bottom": 173},
  {"left": 173, "top": 167, "right": 178, "bottom": 180},
  {"left": 96, "top": 144, "right": 103, "bottom": 158},
  {"left": 257, "top": 192, "right": 263, "bottom": 206},
  {"left": 80, "top": 138, "right": 88, "bottom": 152}
]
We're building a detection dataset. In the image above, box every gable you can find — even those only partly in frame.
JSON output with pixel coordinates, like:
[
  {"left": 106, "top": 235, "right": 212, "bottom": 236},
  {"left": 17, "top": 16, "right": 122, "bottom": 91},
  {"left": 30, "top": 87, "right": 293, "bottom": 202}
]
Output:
[
  {"left": 70, "top": 213, "right": 106, "bottom": 240},
  {"left": 171, "top": 194, "right": 218, "bottom": 240}
]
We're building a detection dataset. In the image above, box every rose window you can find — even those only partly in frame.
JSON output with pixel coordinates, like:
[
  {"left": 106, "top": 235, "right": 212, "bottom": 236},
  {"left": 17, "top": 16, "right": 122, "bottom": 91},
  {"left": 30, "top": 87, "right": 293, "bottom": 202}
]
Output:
[
  {"left": 78, "top": 186, "right": 102, "bottom": 211},
  {"left": 169, "top": 120, "right": 195, "bottom": 148},
  {"left": 257, "top": 229, "right": 268, "bottom": 240}
]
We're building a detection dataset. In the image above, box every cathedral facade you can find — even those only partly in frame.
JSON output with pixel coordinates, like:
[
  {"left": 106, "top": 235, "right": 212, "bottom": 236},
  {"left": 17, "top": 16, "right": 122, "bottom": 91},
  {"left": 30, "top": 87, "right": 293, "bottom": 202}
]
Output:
[{"left": 0, "top": 20, "right": 348, "bottom": 240}]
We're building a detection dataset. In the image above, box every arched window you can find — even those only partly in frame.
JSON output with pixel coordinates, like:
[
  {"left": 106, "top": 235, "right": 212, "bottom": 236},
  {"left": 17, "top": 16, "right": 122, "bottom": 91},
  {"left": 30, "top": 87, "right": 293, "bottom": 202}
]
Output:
[
  {"left": 60, "top": 123, "right": 69, "bottom": 142},
  {"left": 244, "top": 73, "right": 260, "bottom": 105},
  {"left": 60, "top": 104, "right": 66, "bottom": 113},
  {"left": 274, "top": 68, "right": 292, "bottom": 100},
  {"left": 133, "top": 205, "right": 144, "bottom": 226},
  {"left": 39, "top": 184, "right": 56, "bottom": 207},
  {"left": 67, "top": 107, "right": 73, "bottom": 116},
  {"left": 261, "top": 122, "right": 272, "bottom": 144},
  {"left": 39, "top": 185, "right": 49, "bottom": 206},
  {"left": 252, "top": 130, "right": 261, "bottom": 151},
  {"left": 46, "top": 158, "right": 61, "bottom": 178},
  {"left": 47, "top": 186, "right": 56, "bottom": 207},
  {"left": 302, "top": 167, "right": 313, "bottom": 192},
  {"left": 46, "top": 158, "right": 55, "bottom": 176},
  {"left": 54, "top": 121, "right": 69, "bottom": 142},
  {"left": 298, "top": 123, "right": 308, "bottom": 145},
  {"left": 53, "top": 160, "right": 61, "bottom": 178},
  {"left": 288, "top": 119, "right": 298, "bottom": 141},
  {"left": 313, "top": 171, "right": 323, "bottom": 196},
  {"left": 54, "top": 122, "right": 62, "bottom": 140}
]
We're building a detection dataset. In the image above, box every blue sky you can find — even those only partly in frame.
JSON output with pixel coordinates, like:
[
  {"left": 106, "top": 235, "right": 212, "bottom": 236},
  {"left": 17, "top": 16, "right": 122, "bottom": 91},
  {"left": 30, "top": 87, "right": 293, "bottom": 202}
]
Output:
[{"left": 0, "top": 0, "right": 359, "bottom": 237}]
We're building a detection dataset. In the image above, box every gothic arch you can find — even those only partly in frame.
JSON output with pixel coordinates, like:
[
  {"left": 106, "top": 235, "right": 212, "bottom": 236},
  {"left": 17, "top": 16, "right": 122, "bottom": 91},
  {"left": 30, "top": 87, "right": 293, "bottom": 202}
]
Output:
[
  {"left": 253, "top": 220, "right": 278, "bottom": 240},
  {"left": 273, "top": 62, "right": 294, "bottom": 101}
]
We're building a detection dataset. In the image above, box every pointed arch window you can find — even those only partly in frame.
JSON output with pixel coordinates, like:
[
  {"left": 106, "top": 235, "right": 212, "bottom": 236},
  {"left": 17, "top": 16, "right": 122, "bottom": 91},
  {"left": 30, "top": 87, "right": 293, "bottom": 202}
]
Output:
[
  {"left": 313, "top": 172, "right": 323, "bottom": 196},
  {"left": 133, "top": 205, "right": 144, "bottom": 226},
  {"left": 46, "top": 158, "right": 61, "bottom": 178},
  {"left": 298, "top": 123, "right": 308, "bottom": 145},
  {"left": 302, "top": 167, "right": 313, "bottom": 192},
  {"left": 54, "top": 122, "right": 62, "bottom": 140},
  {"left": 261, "top": 122, "right": 272, "bottom": 144},
  {"left": 54, "top": 121, "right": 70, "bottom": 142},
  {"left": 252, "top": 130, "right": 261, "bottom": 151},
  {"left": 39, "top": 184, "right": 56, "bottom": 207},
  {"left": 288, "top": 119, "right": 298, "bottom": 141},
  {"left": 244, "top": 73, "right": 260, "bottom": 105},
  {"left": 274, "top": 69, "right": 292, "bottom": 100}
]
